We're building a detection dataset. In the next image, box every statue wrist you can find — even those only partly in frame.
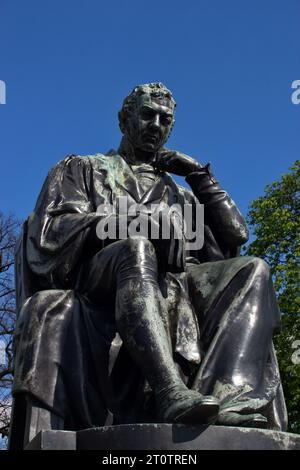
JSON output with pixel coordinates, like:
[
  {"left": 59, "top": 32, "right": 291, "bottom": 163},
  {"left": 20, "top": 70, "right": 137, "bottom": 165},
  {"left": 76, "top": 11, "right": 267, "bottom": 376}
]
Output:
[{"left": 185, "top": 163, "right": 218, "bottom": 188}]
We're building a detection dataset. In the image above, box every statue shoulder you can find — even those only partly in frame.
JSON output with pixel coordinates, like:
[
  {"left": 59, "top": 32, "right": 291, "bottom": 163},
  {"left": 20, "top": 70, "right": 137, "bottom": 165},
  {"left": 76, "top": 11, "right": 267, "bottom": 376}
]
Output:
[
  {"left": 57, "top": 153, "right": 107, "bottom": 167},
  {"left": 47, "top": 153, "right": 108, "bottom": 177},
  {"left": 40, "top": 153, "right": 123, "bottom": 193}
]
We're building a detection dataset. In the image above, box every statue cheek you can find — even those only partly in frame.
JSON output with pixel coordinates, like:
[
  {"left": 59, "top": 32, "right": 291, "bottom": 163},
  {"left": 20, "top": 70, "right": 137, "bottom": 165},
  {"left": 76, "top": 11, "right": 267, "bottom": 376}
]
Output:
[
  {"left": 161, "top": 129, "right": 170, "bottom": 143},
  {"left": 127, "top": 118, "right": 141, "bottom": 142}
]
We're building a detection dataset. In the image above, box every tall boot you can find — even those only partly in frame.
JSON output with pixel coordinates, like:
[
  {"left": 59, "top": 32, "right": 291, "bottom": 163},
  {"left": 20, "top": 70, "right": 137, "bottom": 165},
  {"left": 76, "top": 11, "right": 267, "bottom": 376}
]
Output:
[{"left": 116, "top": 278, "right": 219, "bottom": 424}]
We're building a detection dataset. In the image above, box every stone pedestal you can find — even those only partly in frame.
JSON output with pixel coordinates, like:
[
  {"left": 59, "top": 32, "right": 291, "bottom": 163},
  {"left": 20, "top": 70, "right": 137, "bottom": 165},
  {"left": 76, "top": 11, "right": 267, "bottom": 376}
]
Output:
[{"left": 25, "top": 424, "right": 300, "bottom": 450}]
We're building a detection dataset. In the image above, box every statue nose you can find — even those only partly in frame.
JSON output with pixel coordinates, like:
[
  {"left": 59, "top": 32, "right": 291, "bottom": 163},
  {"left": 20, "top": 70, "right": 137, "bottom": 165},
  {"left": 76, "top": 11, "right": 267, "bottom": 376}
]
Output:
[{"left": 150, "top": 114, "right": 160, "bottom": 130}]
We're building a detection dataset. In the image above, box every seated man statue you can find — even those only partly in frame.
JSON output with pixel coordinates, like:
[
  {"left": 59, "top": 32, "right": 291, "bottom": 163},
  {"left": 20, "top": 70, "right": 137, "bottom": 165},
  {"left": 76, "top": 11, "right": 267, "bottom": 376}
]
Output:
[{"left": 9, "top": 82, "right": 287, "bottom": 449}]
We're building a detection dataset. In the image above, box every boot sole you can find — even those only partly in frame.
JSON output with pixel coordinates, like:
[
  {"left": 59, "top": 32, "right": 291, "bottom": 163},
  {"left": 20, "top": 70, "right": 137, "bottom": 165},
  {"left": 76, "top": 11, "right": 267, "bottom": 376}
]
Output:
[{"left": 173, "top": 402, "right": 219, "bottom": 425}]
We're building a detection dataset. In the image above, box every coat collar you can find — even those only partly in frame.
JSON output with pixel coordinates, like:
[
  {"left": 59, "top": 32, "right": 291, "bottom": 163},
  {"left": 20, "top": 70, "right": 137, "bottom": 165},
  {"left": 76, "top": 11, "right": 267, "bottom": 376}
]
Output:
[{"left": 104, "top": 150, "right": 169, "bottom": 205}]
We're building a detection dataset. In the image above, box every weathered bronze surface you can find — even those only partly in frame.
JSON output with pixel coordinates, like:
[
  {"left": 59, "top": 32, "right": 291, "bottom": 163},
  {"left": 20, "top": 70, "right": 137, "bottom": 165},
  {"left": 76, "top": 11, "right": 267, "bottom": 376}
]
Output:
[{"left": 9, "top": 83, "right": 287, "bottom": 449}]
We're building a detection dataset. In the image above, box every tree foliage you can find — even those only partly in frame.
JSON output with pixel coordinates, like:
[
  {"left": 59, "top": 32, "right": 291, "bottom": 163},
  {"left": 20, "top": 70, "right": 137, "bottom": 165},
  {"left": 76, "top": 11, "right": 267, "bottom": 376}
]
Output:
[
  {"left": 0, "top": 212, "right": 19, "bottom": 441},
  {"left": 245, "top": 160, "right": 300, "bottom": 433}
]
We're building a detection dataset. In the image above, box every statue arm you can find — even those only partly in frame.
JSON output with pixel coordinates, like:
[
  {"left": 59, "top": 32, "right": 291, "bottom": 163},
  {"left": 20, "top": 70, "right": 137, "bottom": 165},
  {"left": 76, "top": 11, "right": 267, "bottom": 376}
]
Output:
[{"left": 185, "top": 165, "right": 249, "bottom": 251}]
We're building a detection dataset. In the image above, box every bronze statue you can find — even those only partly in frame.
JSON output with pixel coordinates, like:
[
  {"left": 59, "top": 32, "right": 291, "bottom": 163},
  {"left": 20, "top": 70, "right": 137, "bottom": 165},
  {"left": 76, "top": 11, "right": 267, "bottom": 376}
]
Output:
[{"left": 9, "top": 83, "right": 287, "bottom": 449}]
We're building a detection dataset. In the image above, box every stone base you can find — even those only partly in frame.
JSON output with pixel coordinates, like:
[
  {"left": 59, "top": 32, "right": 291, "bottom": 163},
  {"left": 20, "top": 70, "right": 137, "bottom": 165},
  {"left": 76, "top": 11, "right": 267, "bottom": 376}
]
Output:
[
  {"left": 25, "top": 424, "right": 300, "bottom": 450},
  {"left": 25, "top": 430, "right": 76, "bottom": 450}
]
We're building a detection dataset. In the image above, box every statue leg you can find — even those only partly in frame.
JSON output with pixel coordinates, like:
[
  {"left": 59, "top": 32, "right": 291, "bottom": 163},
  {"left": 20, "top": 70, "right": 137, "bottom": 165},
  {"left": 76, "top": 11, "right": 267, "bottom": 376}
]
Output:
[
  {"left": 79, "top": 237, "right": 219, "bottom": 424},
  {"left": 187, "top": 256, "right": 287, "bottom": 430}
]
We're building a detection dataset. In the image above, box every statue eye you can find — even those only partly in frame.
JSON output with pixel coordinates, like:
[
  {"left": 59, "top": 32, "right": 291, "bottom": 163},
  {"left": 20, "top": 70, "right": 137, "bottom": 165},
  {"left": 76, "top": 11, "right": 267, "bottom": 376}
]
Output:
[
  {"left": 140, "top": 109, "right": 154, "bottom": 120},
  {"left": 161, "top": 116, "right": 172, "bottom": 125}
]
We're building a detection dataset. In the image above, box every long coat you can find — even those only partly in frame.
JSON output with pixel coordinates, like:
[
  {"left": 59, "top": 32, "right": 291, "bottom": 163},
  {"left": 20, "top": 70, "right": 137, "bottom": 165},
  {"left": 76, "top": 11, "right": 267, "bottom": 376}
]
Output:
[{"left": 11, "top": 152, "right": 286, "bottom": 433}]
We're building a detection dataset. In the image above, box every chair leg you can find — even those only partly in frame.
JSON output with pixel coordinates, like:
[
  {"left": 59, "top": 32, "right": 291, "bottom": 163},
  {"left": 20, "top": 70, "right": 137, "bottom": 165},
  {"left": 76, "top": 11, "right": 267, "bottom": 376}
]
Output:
[{"left": 23, "top": 395, "right": 64, "bottom": 448}]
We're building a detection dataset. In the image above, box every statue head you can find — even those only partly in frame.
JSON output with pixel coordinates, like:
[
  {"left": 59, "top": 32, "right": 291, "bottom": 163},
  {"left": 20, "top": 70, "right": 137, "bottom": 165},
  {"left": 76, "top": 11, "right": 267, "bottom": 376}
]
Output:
[{"left": 118, "top": 83, "right": 176, "bottom": 154}]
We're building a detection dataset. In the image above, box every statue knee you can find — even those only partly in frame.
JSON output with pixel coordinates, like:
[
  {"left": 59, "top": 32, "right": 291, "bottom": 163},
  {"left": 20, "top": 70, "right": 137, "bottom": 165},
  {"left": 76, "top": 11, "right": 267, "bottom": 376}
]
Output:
[
  {"left": 121, "top": 236, "right": 156, "bottom": 258},
  {"left": 117, "top": 237, "right": 158, "bottom": 281},
  {"left": 247, "top": 256, "right": 270, "bottom": 278}
]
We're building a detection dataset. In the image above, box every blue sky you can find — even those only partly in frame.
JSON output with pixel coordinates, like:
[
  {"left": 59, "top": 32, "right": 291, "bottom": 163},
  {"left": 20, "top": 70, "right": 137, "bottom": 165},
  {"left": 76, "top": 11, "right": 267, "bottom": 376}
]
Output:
[{"left": 0, "top": 0, "right": 299, "bottom": 222}]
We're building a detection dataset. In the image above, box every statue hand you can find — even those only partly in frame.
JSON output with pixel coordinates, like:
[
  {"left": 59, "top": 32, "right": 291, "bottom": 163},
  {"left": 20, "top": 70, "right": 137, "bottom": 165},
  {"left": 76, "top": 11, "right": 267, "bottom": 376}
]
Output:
[{"left": 154, "top": 148, "right": 203, "bottom": 176}]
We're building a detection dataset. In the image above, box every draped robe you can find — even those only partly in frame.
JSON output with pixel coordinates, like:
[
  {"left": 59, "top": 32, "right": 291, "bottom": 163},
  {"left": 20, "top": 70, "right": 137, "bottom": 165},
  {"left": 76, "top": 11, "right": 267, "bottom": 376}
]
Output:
[{"left": 11, "top": 152, "right": 287, "bottom": 433}]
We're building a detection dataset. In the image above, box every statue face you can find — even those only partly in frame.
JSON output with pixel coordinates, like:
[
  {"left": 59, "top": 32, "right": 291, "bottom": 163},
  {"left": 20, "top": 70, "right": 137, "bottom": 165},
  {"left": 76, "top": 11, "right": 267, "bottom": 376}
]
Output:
[{"left": 124, "top": 94, "right": 174, "bottom": 153}]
